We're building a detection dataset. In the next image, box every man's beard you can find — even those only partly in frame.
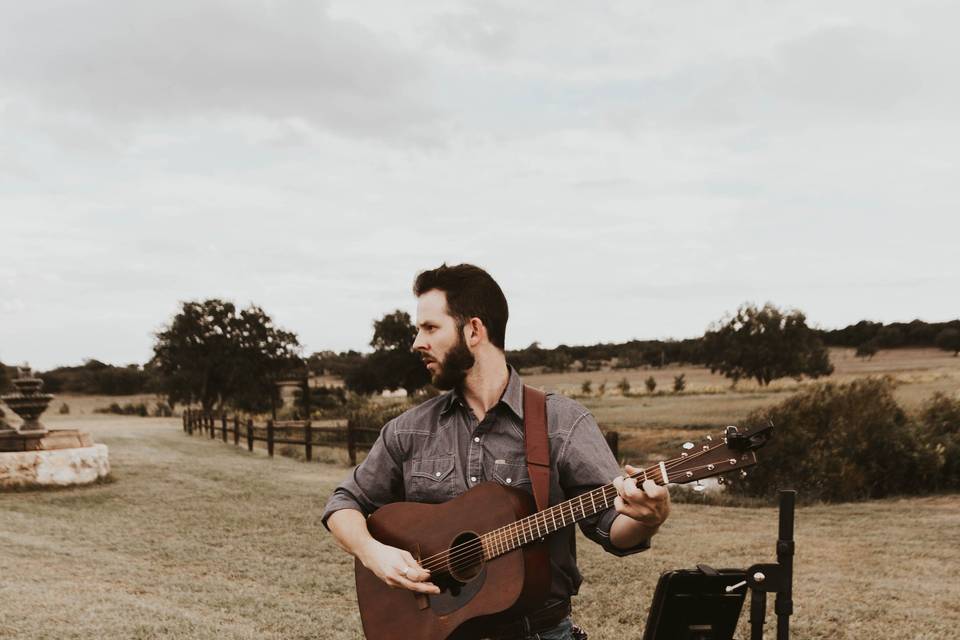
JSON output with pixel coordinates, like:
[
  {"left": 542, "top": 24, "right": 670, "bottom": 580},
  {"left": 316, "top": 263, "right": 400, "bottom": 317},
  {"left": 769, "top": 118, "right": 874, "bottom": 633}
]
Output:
[{"left": 430, "top": 334, "right": 476, "bottom": 391}]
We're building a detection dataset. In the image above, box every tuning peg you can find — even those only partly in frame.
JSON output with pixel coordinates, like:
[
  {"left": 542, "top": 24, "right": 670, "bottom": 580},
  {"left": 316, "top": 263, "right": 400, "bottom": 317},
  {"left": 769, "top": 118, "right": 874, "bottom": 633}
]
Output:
[
  {"left": 739, "top": 470, "right": 748, "bottom": 479},
  {"left": 682, "top": 442, "right": 694, "bottom": 450},
  {"left": 693, "top": 481, "right": 706, "bottom": 492},
  {"left": 705, "top": 435, "right": 713, "bottom": 442},
  {"left": 716, "top": 476, "right": 726, "bottom": 485},
  {"left": 725, "top": 425, "right": 739, "bottom": 437}
]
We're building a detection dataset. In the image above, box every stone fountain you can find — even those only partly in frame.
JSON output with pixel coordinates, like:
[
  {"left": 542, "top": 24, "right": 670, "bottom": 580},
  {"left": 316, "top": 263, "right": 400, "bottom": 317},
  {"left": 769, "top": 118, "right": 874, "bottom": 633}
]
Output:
[{"left": 0, "top": 366, "right": 110, "bottom": 488}]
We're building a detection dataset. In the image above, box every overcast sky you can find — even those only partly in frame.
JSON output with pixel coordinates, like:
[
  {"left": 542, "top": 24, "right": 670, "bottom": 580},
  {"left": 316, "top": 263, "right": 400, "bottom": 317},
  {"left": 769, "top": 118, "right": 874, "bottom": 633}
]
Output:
[{"left": 2, "top": 0, "right": 958, "bottom": 370}]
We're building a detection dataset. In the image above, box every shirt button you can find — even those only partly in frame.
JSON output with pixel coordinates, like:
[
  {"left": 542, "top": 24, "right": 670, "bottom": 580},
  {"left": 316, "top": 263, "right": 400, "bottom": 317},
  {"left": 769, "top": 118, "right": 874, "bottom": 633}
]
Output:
[
  {"left": 435, "top": 472, "right": 441, "bottom": 477},
  {"left": 506, "top": 478, "right": 512, "bottom": 484},
  {"left": 474, "top": 436, "right": 480, "bottom": 442},
  {"left": 470, "top": 476, "right": 477, "bottom": 482}
]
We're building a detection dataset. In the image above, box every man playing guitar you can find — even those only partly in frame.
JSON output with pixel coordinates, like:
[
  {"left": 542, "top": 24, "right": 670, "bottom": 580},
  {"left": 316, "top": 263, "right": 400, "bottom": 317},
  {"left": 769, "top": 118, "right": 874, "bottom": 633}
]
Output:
[{"left": 323, "top": 263, "right": 670, "bottom": 639}]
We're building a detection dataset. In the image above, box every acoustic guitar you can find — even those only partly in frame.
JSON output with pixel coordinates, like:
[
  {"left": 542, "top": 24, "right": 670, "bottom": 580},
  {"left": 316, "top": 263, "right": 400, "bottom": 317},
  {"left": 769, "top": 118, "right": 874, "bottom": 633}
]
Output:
[{"left": 355, "top": 424, "right": 772, "bottom": 640}]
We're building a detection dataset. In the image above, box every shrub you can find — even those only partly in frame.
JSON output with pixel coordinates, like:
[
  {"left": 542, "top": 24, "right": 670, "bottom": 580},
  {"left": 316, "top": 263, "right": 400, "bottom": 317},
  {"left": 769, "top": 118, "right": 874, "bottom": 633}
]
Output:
[
  {"left": 346, "top": 400, "right": 410, "bottom": 447},
  {"left": 673, "top": 374, "right": 686, "bottom": 393},
  {"left": 597, "top": 381, "right": 606, "bottom": 397},
  {"left": 918, "top": 393, "right": 960, "bottom": 489},
  {"left": 580, "top": 380, "right": 592, "bottom": 396},
  {"left": 728, "top": 377, "right": 940, "bottom": 502},
  {"left": 644, "top": 376, "right": 657, "bottom": 393},
  {"left": 617, "top": 378, "right": 630, "bottom": 395},
  {"left": 58, "top": 403, "right": 70, "bottom": 415}
]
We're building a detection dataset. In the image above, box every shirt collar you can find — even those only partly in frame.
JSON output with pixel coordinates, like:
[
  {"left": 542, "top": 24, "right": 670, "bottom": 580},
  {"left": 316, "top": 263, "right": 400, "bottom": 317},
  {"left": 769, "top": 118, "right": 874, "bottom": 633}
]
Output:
[{"left": 439, "top": 365, "right": 525, "bottom": 419}]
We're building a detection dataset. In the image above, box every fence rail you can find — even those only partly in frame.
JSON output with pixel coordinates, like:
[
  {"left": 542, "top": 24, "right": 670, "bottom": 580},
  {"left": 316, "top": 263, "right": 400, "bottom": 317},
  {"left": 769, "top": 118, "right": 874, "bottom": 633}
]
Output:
[
  {"left": 181, "top": 409, "right": 381, "bottom": 465},
  {"left": 182, "top": 409, "right": 620, "bottom": 465}
]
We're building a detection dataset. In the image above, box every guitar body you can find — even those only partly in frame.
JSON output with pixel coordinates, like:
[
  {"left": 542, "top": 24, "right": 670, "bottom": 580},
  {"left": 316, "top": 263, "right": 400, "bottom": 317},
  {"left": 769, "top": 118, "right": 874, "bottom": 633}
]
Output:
[{"left": 356, "top": 482, "right": 551, "bottom": 640}]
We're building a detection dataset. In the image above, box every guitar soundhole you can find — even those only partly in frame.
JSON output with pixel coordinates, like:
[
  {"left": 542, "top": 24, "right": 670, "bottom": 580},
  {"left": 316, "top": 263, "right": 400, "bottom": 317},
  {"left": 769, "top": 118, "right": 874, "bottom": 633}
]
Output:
[{"left": 447, "top": 531, "right": 484, "bottom": 584}]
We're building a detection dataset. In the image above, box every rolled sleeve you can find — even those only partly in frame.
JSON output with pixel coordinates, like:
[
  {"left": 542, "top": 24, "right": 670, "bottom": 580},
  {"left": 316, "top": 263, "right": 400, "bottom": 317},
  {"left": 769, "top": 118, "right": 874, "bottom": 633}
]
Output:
[
  {"left": 321, "top": 420, "right": 405, "bottom": 530},
  {"left": 557, "top": 409, "right": 649, "bottom": 557}
]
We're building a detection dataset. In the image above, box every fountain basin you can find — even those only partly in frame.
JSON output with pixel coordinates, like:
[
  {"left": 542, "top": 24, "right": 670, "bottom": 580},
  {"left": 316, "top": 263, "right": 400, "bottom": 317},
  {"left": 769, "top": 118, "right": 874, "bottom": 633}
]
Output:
[{"left": 0, "top": 442, "right": 110, "bottom": 488}]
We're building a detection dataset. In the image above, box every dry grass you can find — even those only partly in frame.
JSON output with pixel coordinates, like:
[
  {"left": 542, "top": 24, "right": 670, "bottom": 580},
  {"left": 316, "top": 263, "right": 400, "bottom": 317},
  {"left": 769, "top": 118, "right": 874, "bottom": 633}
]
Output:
[
  {"left": 2, "top": 414, "right": 959, "bottom": 639},
  {"left": 521, "top": 348, "right": 960, "bottom": 461}
]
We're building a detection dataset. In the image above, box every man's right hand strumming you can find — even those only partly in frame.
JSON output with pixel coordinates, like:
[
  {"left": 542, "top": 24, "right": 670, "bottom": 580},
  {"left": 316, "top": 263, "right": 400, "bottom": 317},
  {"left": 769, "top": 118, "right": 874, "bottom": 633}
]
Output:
[
  {"left": 356, "top": 539, "right": 441, "bottom": 595},
  {"left": 327, "top": 508, "right": 440, "bottom": 595}
]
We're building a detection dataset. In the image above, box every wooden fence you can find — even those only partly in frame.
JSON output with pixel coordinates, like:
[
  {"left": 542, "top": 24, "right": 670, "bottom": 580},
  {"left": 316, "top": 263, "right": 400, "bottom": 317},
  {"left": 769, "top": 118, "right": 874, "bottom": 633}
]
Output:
[
  {"left": 182, "top": 409, "right": 620, "bottom": 465},
  {"left": 181, "top": 409, "right": 381, "bottom": 465}
]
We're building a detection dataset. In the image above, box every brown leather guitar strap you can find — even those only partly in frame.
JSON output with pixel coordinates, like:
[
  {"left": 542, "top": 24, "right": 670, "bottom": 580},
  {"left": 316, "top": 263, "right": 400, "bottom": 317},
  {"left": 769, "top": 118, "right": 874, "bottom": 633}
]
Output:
[{"left": 522, "top": 385, "right": 550, "bottom": 512}]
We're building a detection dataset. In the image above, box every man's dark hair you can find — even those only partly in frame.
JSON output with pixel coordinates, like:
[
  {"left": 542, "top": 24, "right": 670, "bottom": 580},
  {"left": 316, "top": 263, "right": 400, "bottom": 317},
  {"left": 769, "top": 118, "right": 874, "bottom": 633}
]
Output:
[{"left": 413, "top": 263, "right": 509, "bottom": 350}]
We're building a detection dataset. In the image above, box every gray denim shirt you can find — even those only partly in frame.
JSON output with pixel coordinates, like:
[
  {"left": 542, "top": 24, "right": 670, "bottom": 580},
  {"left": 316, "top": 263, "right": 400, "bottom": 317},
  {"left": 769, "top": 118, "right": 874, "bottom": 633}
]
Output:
[{"left": 321, "top": 367, "right": 649, "bottom": 603}]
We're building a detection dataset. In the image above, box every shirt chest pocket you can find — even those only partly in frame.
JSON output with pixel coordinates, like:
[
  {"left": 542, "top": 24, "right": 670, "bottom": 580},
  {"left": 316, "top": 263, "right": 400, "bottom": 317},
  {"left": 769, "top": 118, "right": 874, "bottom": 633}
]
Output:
[
  {"left": 406, "top": 456, "right": 459, "bottom": 503},
  {"left": 492, "top": 460, "right": 532, "bottom": 491}
]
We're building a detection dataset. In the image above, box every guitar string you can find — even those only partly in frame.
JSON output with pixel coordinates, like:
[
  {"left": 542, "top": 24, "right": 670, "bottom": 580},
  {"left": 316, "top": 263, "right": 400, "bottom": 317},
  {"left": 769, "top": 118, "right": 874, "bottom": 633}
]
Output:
[
  {"left": 421, "top": 459, "right": 729, "bottom": 576},
  {"left": 416, "top": 446, "right": 723, "bottom": 573},
  {"left": 415, "top": 446, "right": 726, "bottom": 574}
]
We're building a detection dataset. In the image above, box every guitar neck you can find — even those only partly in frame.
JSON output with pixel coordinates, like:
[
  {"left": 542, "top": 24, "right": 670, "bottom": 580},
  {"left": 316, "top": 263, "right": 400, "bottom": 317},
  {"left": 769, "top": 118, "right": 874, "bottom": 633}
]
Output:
[{"left": 479, "top": 462, "right": 669, "bottom": 561}]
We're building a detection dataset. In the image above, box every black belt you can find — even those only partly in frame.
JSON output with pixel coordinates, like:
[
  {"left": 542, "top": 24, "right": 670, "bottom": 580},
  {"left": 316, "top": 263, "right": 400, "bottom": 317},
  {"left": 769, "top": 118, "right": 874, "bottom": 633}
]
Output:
[{"left": 487, "top": 600, "right": 571, "bottom": 640}]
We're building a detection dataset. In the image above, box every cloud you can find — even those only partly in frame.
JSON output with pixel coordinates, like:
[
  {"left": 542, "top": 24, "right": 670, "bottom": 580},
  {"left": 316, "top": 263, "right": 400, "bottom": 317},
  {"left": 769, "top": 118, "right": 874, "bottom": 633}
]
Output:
[{"left": 0, "top": 0, "right": 438, "bottom": 139}]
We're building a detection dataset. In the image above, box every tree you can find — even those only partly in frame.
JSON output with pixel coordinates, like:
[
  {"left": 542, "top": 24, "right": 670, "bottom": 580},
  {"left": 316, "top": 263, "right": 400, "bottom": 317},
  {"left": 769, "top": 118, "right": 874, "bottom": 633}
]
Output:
[
  {"left": 702, "top": 303, "right": 834, "bottom": 387},
  {"left": 673, "top": 374, "right": 686, "bottom": 393},
  {"left": 150, "top": 299, "right": 301, "bottom": 411},
  {"left": 855, "top": 340, "right": 879, "bottom": 360},
  {"left": 580, "top": 379, "right": 592, "bottom": 395},
  {"left": 935, "top": 328, "right": 960, "bottom": 356},
  {"left": 617, "top": 377, "right": 631, "bottom": 395},
  {"left": 344, "top": 310, "right": 429, "bottom": 396},
  {"left": 644, "top": 376, "right": 657, "bottom": 393}
]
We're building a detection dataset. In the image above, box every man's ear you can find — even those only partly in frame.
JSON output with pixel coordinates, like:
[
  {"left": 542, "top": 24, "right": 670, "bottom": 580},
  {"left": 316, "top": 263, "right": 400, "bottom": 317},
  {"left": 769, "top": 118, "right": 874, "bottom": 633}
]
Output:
[{"left": 465, "top": 317, "right": 485, "bottom": 346}]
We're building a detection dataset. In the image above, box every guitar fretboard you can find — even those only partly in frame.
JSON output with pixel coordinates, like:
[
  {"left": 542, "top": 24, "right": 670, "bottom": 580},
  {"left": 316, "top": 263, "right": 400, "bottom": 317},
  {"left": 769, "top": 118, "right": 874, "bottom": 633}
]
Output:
[{"left": 478, "top": 463, "right": 666, "bottom": 560}]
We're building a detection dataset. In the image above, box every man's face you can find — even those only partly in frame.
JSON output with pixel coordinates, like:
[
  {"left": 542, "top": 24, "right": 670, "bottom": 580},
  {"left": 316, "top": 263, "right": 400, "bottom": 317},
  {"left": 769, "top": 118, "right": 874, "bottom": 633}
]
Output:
[{"left": 412, "top": 289, "right": 475, "bottom": 390}]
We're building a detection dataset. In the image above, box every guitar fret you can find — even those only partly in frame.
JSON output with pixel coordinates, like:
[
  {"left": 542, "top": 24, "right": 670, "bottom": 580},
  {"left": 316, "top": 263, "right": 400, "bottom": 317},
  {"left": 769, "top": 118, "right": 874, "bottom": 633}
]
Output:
[{"left": 589, "top": 491, "right": 596, "bottom": 514}]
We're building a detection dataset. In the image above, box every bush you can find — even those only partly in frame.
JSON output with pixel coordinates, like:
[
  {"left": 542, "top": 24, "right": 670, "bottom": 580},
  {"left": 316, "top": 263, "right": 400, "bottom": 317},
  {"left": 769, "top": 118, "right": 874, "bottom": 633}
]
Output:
[
  {"left": 728, "top": 378, "right": 940, "bottom": 502},
  {"left": 346, "top": 400, "right": 411, "bottom": 447},
  {"left": 918, "top": 393, "right": 960, "bottom": 489},
  {"left": 617, "top": 378, "right": 630, "bottom": 395},
  {"left": 581, "top": 380, "right": 592, "bottom": 395},
  {"left": 58, "top": 403, "right": 70, "bottom": 415},
  {"left": 597, "top": 381, "right": 606, "bottom": 397},
  {"left": 673, "top": 374, "right": 686, "bottom": 393},
  {"left": 644, "top": 376, "right": 657, "bottom": 393},
  {"left": 94, "top": 402, "right": 149, "bottom": 416}
]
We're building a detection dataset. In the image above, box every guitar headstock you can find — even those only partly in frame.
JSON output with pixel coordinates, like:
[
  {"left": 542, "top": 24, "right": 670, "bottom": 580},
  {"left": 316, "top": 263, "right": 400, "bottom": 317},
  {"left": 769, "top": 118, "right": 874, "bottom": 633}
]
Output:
[{"left": 659, "top": 424, "right": 773, "bottom": 487}]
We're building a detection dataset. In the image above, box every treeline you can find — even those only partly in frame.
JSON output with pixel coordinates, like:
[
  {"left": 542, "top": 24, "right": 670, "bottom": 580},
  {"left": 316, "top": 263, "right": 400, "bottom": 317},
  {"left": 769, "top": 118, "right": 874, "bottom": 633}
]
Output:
[
  {"left": 36, "top": 360, "right": 156, "bottom": 395},
  {"left": 817, "top": 318, "right": 960, "bottom": 351}
]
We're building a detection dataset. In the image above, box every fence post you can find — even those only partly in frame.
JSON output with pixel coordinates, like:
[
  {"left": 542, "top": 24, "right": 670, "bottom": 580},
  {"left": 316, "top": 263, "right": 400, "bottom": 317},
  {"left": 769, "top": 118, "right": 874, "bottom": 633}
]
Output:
[
  {"left": 604, "top": 430, "right": 619, "bottom": 461},
  {"left": 209, "top": 413, "right": 215, "bottom": 440},
  {"left": 346, "top": 420, "right": 357, "bottom": 466},
  {"left": 304, "top": 420, "right": 313, "bottom": 462},
  {"left": 233, "top": 415, "right": 240, "bottom": 446},
  {"left": 221, "top": 413, "right": 227, "bottom": 442},
  {"left": 267, "top": 419, "right": 275, "bottom": 457},
  {"left": 247, "top": 418, "right": 254, "bottom": 452}
]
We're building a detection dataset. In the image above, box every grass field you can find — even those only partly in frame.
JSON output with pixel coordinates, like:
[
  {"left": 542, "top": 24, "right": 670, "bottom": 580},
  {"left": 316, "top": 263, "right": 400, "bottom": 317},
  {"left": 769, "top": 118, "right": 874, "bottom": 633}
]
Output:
[
  {"left": 2, "top": 413, "right": 959, "bottom": 639},
  {"left": 522, "top": 348, "right": 960, "bottom": 460}
]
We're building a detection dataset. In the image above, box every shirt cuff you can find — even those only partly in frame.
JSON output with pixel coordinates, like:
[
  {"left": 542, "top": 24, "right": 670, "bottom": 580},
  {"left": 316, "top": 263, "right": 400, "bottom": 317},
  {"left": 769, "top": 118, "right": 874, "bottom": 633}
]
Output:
[
  {"left": 321, "top": 490, "right": 368, "bottom": 531},
  {"left": 594, "top": 507, "right": 651, "bottom": 557}
]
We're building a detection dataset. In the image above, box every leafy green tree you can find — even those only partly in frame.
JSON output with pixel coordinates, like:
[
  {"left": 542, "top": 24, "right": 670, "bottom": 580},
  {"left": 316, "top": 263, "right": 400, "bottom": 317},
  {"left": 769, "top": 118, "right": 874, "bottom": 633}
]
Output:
[
  {"left": 151, "top": 299, "right": 301, "bottom": 411},
  {"left": 702, "top": 303, "right": 834, "bottom": 386},
  {"left": 935, "top": 328, "right": 960, "bottom": 356},
  {"left": 344, "top": 310, "right": 429, "bottom": 396}
]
